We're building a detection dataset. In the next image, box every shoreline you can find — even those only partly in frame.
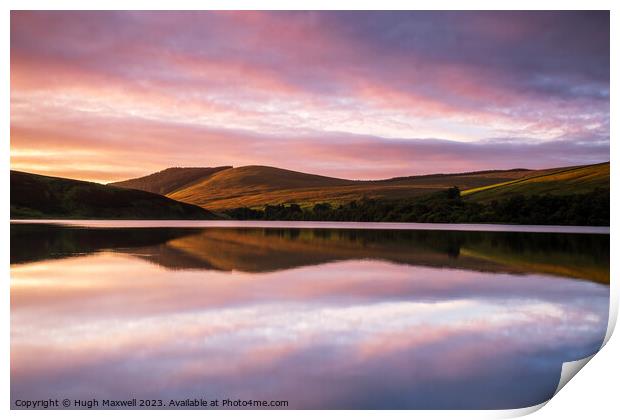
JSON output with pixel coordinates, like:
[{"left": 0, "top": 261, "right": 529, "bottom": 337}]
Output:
[{"left": 10, "top": 219, "right": 610, "bottom": 234}]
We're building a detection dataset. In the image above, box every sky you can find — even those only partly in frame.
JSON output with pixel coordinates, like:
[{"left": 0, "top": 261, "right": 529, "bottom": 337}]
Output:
[{"left": 10, "top": 11, "right": 610, "bottom": 183}]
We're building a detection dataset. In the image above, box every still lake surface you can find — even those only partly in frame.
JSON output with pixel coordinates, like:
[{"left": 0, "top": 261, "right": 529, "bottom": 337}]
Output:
[{"left": 11, "top": 221, "right": 610, "bottom": 409}]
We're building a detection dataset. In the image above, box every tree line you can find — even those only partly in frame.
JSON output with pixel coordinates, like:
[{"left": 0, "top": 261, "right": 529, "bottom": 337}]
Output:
[{"left": 223, "top": 187, "right": 609, "bottom": 226}]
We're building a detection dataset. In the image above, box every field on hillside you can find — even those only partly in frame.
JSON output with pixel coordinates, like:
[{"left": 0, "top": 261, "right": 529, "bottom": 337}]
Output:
[
  {"left": 462, "top": 162, "right": 609, "bottom": 202},
  {"left": 107, "top": 162, "right": 610, "bottom": 212},
  {"left": 11, "top": 162, "right": 610, "bottom": 223},
  {"left": 164, "top": 165, "right": 538, "bottom": 210}
]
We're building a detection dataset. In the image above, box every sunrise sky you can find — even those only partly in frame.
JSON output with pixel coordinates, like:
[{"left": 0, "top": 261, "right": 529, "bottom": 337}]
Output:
[{"left": 10, "top": 11, "right": 610, "bottom": 183}]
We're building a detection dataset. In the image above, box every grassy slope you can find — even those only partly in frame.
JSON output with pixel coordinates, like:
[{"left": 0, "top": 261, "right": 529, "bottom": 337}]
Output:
[
  {"left": 165, "top": 165, "right": 538, "bottom": 210},
  {"left": 11, "top": 170, "right": 219, "bottom": 219},
  {"left": 108, "top": 166, "right": 232, "bottom": 195},
  {"left": 462, "top": 162, "right": 609, "bottom": 202}
]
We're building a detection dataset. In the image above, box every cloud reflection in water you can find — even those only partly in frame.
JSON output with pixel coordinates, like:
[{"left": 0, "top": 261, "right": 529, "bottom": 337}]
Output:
[{"left": 11, "top": 251, "right": 608, "bottom": 409}]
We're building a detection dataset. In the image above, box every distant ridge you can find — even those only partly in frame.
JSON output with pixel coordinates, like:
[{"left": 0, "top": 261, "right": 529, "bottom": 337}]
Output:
[
  {"left": 462, "top": 162, "right": 609, "bottom": 201},
  {"left": 378, "top": 168, "right": 532, "bottom": 183},
  {"left": 109, "top": 166, "right": 232, "bottom": 195}
]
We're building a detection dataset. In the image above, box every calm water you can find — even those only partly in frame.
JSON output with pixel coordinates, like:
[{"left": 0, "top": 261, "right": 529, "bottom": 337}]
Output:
[{"left": 10, "top": 221, "right": 610, "bottom": 409}]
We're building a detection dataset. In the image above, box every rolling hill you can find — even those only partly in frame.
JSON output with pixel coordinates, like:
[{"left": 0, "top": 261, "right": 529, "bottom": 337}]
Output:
[
  {"left": 462, "top": 162, "right": 609, "bottom": 202},
  {"left": 11, "top": 171, "right": 219, "bottom": 219},
  {"left": 12, "top": 161, "right": 610, "bottom": 223},
  {"left": 109, "top": 166, "right": 232, "bottom": 195},
  {"left": 112, "top": 165, "right": 548, "bottom": 210}
]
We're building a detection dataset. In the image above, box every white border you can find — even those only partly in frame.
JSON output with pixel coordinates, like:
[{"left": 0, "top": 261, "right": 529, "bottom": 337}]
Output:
[{"left": 3, "top": 2, "right": 617, "bottom": 419}]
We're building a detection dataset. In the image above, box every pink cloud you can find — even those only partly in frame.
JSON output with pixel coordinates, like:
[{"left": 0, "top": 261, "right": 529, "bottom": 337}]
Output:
[{"left": 10, "top": 11, "right": 609, "bottom": 180}]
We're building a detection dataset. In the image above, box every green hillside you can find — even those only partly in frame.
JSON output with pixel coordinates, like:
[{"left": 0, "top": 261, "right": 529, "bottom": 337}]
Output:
[
  {"left": 119, "top": 165, "right": 538, "bottom": 211},
  {"left": 462, "top": 162, "right": 609, "bottom": 202},
  {"left": 10, "top": 160, "right": 610, "bottom": 224},
  {"left": 11, "top": 171, "right": 219, "bottom": 220}
]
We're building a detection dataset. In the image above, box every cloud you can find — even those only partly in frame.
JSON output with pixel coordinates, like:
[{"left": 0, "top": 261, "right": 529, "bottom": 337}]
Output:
[
  {"left": 10, "top": 11, "right": 609, "bottom": 180},
  {"left": 10, "top": 108, "right": 609, "bottom": 182}
]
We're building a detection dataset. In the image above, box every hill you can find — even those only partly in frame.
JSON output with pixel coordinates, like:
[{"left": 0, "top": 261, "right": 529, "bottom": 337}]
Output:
[
  {"left": 117, "top": 165, "right": 541, "bottom": 210},
  {"left": 10, "top": 171, "right": 219, "bottom": 220},
  {"left": 462, "top": 162, "right": 609, "bottom": 202},
  {"left": 108, "top": 166, "right": 231, "bottom": 195},
  {"left": 168, "top": 165, "right": 354, "bottom": 209}
]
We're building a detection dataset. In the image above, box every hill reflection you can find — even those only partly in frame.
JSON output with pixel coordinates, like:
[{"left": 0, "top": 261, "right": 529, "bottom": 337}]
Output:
[{"left": 11, "top": 223, "right": 609, "bottom": 284}]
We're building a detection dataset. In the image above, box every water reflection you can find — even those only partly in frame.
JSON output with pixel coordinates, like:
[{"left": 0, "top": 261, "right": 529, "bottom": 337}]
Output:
[
  {"left": 10, "top": 224, "right": 610, "bottom": 283},
  {"left": 11, "top": 223, "right": 609, "bottom": 409}
]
